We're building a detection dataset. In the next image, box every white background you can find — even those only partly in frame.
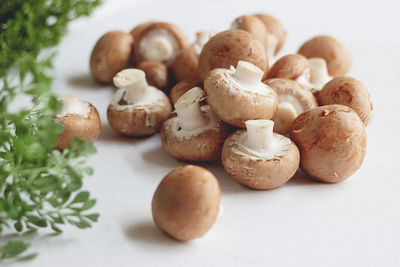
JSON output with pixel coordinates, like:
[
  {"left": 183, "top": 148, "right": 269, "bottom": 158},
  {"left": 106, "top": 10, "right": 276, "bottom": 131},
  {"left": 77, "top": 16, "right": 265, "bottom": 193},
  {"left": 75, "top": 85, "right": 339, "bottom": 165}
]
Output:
[{"left": 4, "top": 0, "right": 400, "bottom": 266}]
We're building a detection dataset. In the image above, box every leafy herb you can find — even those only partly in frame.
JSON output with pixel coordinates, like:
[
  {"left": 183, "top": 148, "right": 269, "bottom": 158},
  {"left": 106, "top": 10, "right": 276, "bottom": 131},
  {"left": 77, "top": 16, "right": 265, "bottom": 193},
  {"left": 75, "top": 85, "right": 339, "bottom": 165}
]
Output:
[{"left": 0, "top": 0, "right": 102, "bottom": 260}]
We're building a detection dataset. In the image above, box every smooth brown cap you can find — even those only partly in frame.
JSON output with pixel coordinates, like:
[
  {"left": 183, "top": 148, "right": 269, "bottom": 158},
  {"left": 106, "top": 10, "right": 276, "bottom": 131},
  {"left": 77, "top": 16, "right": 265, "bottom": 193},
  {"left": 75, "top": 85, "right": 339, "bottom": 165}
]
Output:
[
  {"left": 137, "top": 61, "right": 170, "bottom": 91},
  {"left": 266, "top": 54, "right": 309, "bottom": 80},
  {"left": 254, "top": 14, "right": 286, "bottom": 54}
]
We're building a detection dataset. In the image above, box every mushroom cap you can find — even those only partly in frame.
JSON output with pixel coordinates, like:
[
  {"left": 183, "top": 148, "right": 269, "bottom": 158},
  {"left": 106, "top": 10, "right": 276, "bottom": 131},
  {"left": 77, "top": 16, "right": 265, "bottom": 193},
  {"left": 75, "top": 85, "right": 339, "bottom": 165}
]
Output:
[
  {"left": 152, "top": 165, "right": 221, "bottom": 241},
  {"left": 107, "top": 90, "right": 172, "bottom": 137},
  {"left": 204, "top": 67, "right": 278, "bottom": 128},
  {"left": 169, "top": 80, "right": 202, "bottom": 105},
  {"left": 130, "top": 21, "right": 157, "bottom": 39},
  {"left": 264, "top": 78, "right": 318, "bottom": 134},
  {"left": 133, "top": 22, "right": 189, "bottom": 66},
  {"left": 222, "top": 129, "right": 299, "bottom": 189},
  {"left": 319, "top": 76, "right": 373, "bottom": 125},
  {"left": 171, "top": 46, "right": 200, "bottom": 82},
  {"left": 231, "top": 15, "right": 268, "bottom": 52},
  {"left": 253, "top": 14, "right": 286, "bottom": 54},
  {"left": 266, "top": 54, "right": 309, "bottom": 80},
  {"left": 56, "top": 103, "right": 101, "bottom": 150},
  {"left": 298, "top": 35, "right": 352, "bottom": 77},
  {"left": 90, "top": 31, "right": 133, "bottom": 84},
  {"left": 161, "top": 105, "right": 229, "bottom": 162},
  {"left": 290, "top": 104, "right": 367, "bottom": 183},
  {"left": 137, "top": 61, "right": 170, "bottom": 91},
  {"left": 198, "top": 30, "right": 268, "bottom": 81}
]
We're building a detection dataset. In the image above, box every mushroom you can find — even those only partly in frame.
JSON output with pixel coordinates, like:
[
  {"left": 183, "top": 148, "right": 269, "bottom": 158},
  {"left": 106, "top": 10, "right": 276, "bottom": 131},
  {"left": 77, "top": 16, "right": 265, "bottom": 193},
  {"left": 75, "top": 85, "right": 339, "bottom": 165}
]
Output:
[
  {"left": 267, "top": 54, "right": 333, "bottom": 92},
  {"left": 230, "top": 15, "right": 268, "bottom": 55},
  {"left": 204, "top": 60, "right": 278, "bottom": 128},
  {"left": 254, "top": 14, "right": 286, "bottom": 59},
  {"left": 107, "top": 69, "right": 172, "bottom": 137},
  {"left": 161, "top": 87, "right": 228, "bottom": 162},
  {"left": 133, "top": 22, "right": 189, "bottom": 66},
  {"left": 298, "top": 35, "right": 352, "bottom": 77},
  {"left": 198, "top": 30, "right": 268, "bottom": 81},
  {"left": 319, "top": 76, "right": 373, "bottom": 125},
  {"left": 90, "top": 31, "right": 133, "bottom": 84},
  {"left": 290, "top": 104, "right": 367, "bottom": 183},
  {"left": 264, "top": 78, "right": 318, "bottom": 135},
  {"left": 152, "top": 165, "right": 221, "bottom": 241},
  {"left": 222, "top": 120, "right": 299, "bottom": 189},
  {"left": 137, "top": 61, "right": 170, "bottom": 91},
  {"left": 56, "top": 94, "right": 101, "bottom": 150},
  {"left": 171, "top": 31, "right": 216, "bottom": 82},
  {"left": 169, "top": 80, "right": 202, "bottom": 106}
]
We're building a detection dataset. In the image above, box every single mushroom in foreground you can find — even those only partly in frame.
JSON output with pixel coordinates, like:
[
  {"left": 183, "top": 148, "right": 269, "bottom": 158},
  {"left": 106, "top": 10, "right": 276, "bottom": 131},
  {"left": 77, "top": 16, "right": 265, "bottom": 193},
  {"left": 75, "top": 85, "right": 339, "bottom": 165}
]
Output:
[
  {"left": 298, "top": 35, "right": 352, "bottom": 77},
  {"left": 169, "top": 80, "right": 202, "bottom": 105},
  {"left": 107, "top": 68, "right": 172, "bottom": 137},
  {"left": 198, "top": 30, "right": 268, "bottom": 81},
  {"left": 90, "top": 31, "right": 133, "bottom": 84},
  {"left": 172, "top": 31, "right": 216, "bottom": 82},
  {"left": 267, "top": 54, "right": 333, "bottom": 92},
  {"left": 161, "top": 87, "right": 228, "bottom": 162},
  {"left": 56, "top": 94, "right": 101, "bottom": 150},
  {"left": 137, "top": 61, "right": 170, "bottom": 91},
  {"left": 222, "top": 120, "right": 299, "bottom": 189},
  {"left": 290, "top": 104, "right": 367, "bottom": 183},
  {"left": 264, "top": 78, "right": 317, "bottom": 135},
  {"left": 133, "top": 22, "right": 189, "bottom": 66},
  {"left": 204, "top": 60, "right": 278, "bottom": 128},
  {"left": 318, "top": 76, "right": 373, "bottom": 125},
  {"left": 254, "top": 14, "right": 286, "bottom": 60},
  {"left": 152, "top": 165, "right": 221, "bottom": 241}
]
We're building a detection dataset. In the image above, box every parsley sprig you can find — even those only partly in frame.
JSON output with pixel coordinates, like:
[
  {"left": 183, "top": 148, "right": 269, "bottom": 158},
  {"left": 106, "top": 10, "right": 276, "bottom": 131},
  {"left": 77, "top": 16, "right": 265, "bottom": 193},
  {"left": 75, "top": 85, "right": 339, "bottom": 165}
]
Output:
[{"left": 1, "top": 0, "right": 102, "bottom": 260}]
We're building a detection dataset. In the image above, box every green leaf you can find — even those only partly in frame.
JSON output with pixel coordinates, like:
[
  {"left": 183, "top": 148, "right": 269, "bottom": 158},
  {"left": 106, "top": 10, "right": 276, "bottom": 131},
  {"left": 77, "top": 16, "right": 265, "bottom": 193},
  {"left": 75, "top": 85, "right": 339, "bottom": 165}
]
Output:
[
  {"left": 85, "top": 213, "right": 100, "bottom": 222},
  {"left": 26, "top": 215, "right": 47, "bottom": 228},
  {"left": 70, "top": 191, "right": 89, "bottom": 204},
  {"left": 0, "top": 240, "right": 30, "bottom": 259}
]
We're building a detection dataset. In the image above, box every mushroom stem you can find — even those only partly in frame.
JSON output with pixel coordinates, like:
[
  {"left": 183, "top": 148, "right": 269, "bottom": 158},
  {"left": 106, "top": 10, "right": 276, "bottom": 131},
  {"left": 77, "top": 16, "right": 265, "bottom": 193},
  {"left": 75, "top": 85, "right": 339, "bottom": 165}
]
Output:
[
  {"left": 57, "top": 94, "right": 90, "bottom": 118},
  {"left": 308, "top": 58, "right": 332, "bottom": 88},
  {"left": 144, "top": 36, "right": 173, "bottom": 62},
  {"left": 113, "top": 69, "right": 149, "bottom": 104},
  {"left": 266, "top": 33, "right": 278, "bottom": 64},
  {"left": 175, "top": 87, "right": 209, "bottom": 130},
  {"left": 245, "top": 120, "right": 274, "bottom": 150},
  {"left": 233, "top": 60, "right": 264, "bottom": 84}
]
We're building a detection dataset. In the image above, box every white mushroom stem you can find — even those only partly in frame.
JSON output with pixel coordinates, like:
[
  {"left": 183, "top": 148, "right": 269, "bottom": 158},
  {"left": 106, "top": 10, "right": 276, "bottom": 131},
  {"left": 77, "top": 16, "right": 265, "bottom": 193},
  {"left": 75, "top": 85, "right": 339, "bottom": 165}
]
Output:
[
  {"left": 113, "top": 69, "right": 148, "bottom": 104},
  {"left": 174, "top": 87, "right": 209, "bottom": 130},
  {"left": 233, "top": 61, "right": 264, "bottom": 85},
  {"left": 144, "top": 35, "right": 173, "bottom": 62},
  {"left": 308, "top": 58, "right": 332, "bottom": 87},
  {"left": 266, "top": 33, "right": 279, "bottom": 65},
  {"left": 57, "top": 94, "right": 90, "bottom": 118},
  {"left": 244, "top": 120, "right": 275, "bottom": 151},
  {"left": 192, "top": 30, "right": 216, "bottom": 55}
]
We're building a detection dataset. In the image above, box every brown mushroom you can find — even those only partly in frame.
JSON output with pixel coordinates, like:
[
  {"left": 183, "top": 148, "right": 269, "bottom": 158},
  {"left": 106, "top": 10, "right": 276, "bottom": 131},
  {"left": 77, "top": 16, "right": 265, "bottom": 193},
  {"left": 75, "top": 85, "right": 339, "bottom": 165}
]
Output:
[
  {"left": 56, "top": 94, "right": 101, "bottom": 150},
  {"left": 319, "top": 76, "right": 373, "bottom": 125},
  {"left": 198, "top": 30, "right": 268, "bottom": 81},
  {"left": 90, "top": 31, "right": 133, "bottom": 84},
  {"left": 107, "top": 69, "right": 172, "bottom": 137},
  {"left": 161, "top": 87, "right": 228, "bottom": 162},
  {"left": 222, "top": 120, "right": 299, "bottom": 189},
  {"left": 152, "top": 165, "right": 221, "bottom": 241},
  {"left": 290, "top": 104, "right": 367, "bottom": 183},
  {"left": 133, "top": 22, "right": 189, "bottom": 66},
  {"left": 137, "top": 61, "right": 170, "bottom": 91},
  {"left": 264, "top": 78, "right": 317, "bottom": 135},
  {"left": 298, "top": 35, "right": 352, "bottom": 77},
  {"left": 266, "top": 54, "right": 309, "bottom": 80},
  {"left": 254, "top": 14, "right": 286, "bottom": 56},
  {"left": 204, "top": 60, "right": 278, "bottom": 128},
  {"left": 169, "top": 80, "right": 202, "bottom": 106}
]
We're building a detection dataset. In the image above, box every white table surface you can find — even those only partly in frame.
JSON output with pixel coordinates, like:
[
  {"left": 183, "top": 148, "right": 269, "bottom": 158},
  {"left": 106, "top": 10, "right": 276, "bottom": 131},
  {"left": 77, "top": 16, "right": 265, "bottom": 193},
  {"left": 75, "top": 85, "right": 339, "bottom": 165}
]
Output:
[{"left": 5, "top": 0, "right": 400, "bottom": 266}]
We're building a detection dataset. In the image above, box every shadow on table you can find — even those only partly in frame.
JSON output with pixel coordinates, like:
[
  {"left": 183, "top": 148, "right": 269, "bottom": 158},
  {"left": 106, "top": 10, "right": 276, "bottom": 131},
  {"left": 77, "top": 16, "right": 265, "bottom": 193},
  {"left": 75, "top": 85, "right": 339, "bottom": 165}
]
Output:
[
  {"left": 285, "top": 169, "right": 327, "bottom": 187},
  {"left": 98, "top": 123, "right": 152, "bottom": 145},
  {"left": 67, "top": 73, "right": 105, "bottom": 90},
  {"left": 124, "top": 221, "right": 185, "bottom": 247},
  {"left": 141, "top": 146, "right": 181, "bottom": 169}
]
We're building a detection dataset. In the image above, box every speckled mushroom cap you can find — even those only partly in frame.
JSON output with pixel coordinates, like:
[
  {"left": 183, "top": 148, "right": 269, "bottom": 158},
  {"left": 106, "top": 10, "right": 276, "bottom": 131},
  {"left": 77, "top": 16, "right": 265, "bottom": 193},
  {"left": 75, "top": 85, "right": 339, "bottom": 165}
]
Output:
[
  {"left": 290, "top": 104, "right": 367, "bottom": 183},
  {"left": 152, "top": 165, "right": 221, "bottom": 241},
  {"left": 264, "top": 78, "right": 317, "bottom": 134},
  {"left": 230, "top": 15, "right": 268, "bottom": 52},
  {"left": 133, "top": 22, "right": 189, "bottom": 66},
  {"left": 319, "top": 76, "right": 373, "bottom": 125},
  {"left": 198, "top": 30, "right": 268, "bottom": 81},
  {"left": 266, "top": 54, "right": 309, "bottom": 80},
  {"left": 298, "top": 35, "right": 352, "bottom": 77},
  {"left": 222, "top": 120, "right": 299, "bottom": 189},
  {"left": 254, "top": 14, "right": 286, "bottom": 55},
  {"left": 56, "top": 103, "right": 101, "bottom": 150},
  {"left": 204, "top": 61, "right": 278, "bottom": 128}
]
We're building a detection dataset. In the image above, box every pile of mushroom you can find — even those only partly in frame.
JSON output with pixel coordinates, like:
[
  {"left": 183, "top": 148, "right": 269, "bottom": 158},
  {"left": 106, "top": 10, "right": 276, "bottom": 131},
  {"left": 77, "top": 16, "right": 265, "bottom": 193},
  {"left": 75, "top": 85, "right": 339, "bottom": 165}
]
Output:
[{"left": 81, "top": 13, "right": 373, "bottom": 242}]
